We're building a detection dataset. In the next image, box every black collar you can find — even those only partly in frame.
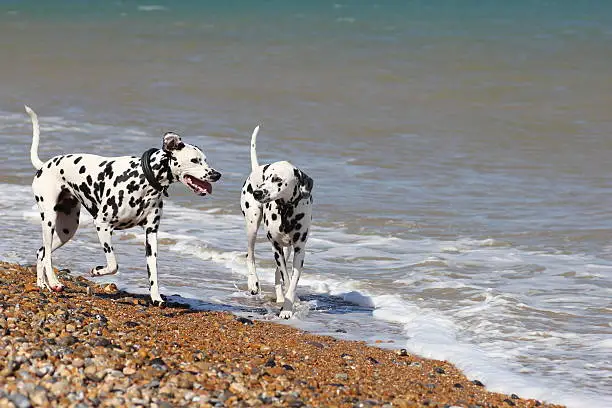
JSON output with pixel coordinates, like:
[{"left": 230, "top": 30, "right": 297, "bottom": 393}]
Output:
[{"left": 141, "top": 148, "right": 168, "bottom": 196}]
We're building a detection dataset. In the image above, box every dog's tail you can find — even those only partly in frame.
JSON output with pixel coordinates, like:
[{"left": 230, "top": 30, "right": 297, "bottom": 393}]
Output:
[
  {"left": 250, "top": 125, "right": 260, "bottom": 172},
  {"left": 25, "top": 105, "right": 44, "bottom": 170}
]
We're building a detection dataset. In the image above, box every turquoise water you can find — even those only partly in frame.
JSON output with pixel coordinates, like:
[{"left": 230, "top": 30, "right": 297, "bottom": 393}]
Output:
[{"left": 1, "top": 2, "right": 611, "bottom": 406}]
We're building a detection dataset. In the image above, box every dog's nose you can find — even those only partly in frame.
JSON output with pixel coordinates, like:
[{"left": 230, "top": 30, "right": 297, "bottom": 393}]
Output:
[
  {"left": 209, "top": 170, "right": 221, "bottom": 182},
  {"left": 253, "top": 190, "right": 264, "bottom": 200}
]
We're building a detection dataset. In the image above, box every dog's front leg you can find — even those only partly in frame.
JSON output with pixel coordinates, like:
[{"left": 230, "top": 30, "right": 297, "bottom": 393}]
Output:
[
  {"left": 144, "top": 225, "right": 164, "bottom": 306},
  {"left": 90, "top": 222, "right": 118, "bottom": 277},
  {"left": 279, "top": 244, "right": 306, "bottom": 319}
]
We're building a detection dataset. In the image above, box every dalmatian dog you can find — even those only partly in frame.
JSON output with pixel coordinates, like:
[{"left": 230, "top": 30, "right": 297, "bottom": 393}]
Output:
[
  {"left": 240, "top": 126, "right": 313, "bottom": 319},
  {"left": 25, "top": 106, "right": 221, "bottom": 305}
]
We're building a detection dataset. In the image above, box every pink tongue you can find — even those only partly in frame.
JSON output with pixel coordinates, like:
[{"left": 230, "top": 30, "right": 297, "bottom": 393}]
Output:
[{"left": 186, "top": 176, "right": 212, "bottom": 193}]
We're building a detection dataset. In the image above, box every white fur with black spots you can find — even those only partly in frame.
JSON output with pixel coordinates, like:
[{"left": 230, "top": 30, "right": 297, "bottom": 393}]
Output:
[
  {"left": 26, "top": 106, "right": 222, "bottom": 305},
  {"left": 240, "top": 126, "right": 313, "bottom": 319}
]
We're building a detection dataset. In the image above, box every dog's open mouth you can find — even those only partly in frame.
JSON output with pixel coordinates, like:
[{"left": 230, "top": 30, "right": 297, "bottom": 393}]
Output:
[{"left": 182, "top": 175, "right": 212, "bottom": 196}]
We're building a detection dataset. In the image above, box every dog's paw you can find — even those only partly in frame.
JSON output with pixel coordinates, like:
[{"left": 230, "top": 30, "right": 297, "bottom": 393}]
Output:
[
  {"left": 247, "top": 277, "right": 260, "bottom": 295},
  {"left": 90, "top": 265, "right": 118, "bottom": 277},
  {"left": 150, "top": 298, "right": 166, "bottom": 308},
  {"left": 278, "top": 309, "right": 293, "bottom": 319},
  {"left": 45, "top": 276, "right": 65, "bottom": 292},
  {"left": 90, "top": 266, "right": 105, "bottom": 277}
]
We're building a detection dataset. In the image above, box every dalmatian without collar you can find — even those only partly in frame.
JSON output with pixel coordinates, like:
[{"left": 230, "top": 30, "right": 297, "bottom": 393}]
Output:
[
  {"left": 25, "top": 106, "right": 221, "bottom": 305},
  {"left": 240, "top": 126, "right": 313, "bottom": 319}
]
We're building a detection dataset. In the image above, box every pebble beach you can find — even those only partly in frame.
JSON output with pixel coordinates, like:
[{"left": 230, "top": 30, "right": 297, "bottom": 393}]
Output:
[{"left": 0, "top": 261, "right": 564, "bottom": 408}]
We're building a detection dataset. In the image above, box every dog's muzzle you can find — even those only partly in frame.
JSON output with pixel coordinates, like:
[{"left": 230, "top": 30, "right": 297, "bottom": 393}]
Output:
[{"left": 209, "top": 170, "right": 222, "bottom": 182}]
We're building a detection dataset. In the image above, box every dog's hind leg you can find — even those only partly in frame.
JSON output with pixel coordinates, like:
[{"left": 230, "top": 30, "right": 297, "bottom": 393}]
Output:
[
  {"left": 284, "top": 246, "right": 293, "bottom": 278},
  {"left": 90, "top": 221, "right": 118, "bottom": 277},
  {"left": 33, "top": 184, "right": 65, "bottom": 291},
  {"left": 51, "top": 190, "right": 81, "bottom": 252},
  {"left": 39, "top": 218, "right": 64, "bottom": 291},
  {"left": 36, "top": 193, "right": 81, "bottom": 287},
  {"left": 274, "top": 266, "right": 284, "bottom": 304},
  {"left": 244, "top": 206, "right": 263, "bottom": 295},
  {"left": 273, "top": 245, "right": 293, "bottom": 302}
]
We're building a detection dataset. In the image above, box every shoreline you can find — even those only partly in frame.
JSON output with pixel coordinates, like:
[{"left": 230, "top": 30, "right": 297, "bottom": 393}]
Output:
[{"left": 0, "top": 261, "right": 565, "bottom": 408}]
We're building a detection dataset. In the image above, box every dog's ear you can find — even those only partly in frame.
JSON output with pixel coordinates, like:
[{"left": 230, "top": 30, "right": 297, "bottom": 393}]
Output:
[
  {"left": 162, "top": 132, "right": 185, "bottom": 152},
  {"left": 297, "top": 170, "right": 313, "bottom": 199}
]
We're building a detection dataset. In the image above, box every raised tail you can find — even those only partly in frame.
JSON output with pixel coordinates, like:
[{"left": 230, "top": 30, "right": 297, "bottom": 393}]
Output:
[
  {"left": 25, "top": 105, "right": 44, "bottom": 170},
  {"left": 250, "top": 125, "right": 260, "bottom": 172}
]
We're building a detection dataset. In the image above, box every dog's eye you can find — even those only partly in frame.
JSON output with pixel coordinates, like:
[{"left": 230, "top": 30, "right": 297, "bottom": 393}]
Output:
[
  {"left": 190, "top": 158, "right": 200, "bottom": 164},
  {"left": 271, "top": 176, "right": 281, "bottom": 183}
]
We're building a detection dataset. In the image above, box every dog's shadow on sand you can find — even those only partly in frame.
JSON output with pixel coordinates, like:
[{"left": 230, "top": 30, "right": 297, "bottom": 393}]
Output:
[
  {"left": 96, "top": 290, "right": 268, "bottom": 315},
  {"left": 299, "top": 292, "right": 375, "bottom": 315},
  {"left": 97, "top": 289, "right": 375, "bottom": 319}
]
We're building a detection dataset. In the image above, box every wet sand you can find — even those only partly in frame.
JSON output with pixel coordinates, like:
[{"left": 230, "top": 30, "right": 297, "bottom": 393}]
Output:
[{"left": 0, "top": 261, "right": 564, "bottom": 408}]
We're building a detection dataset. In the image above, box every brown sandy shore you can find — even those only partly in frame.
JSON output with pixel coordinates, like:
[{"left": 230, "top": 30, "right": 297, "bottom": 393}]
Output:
[{"left": 0, "top": 262, "right": 564, "bottom": 408}]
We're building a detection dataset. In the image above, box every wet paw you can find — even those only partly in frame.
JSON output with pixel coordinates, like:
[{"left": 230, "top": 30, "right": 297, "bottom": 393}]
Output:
[
  {"left": 90, "top": 265, "right": 105, "bottom": 277},
  {"left": 151, "top": 299, "right": 166, "bottom": 308},
  {"left": 278, "top": 309, "right": 293, "bottom": 319},
  {"left": 247, "top": 278, "right": 260, "bottom": 295}
]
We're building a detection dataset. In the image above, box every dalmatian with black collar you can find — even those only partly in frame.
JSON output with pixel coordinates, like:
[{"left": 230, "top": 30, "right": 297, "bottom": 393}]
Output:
[
  {"left": 240, "top": 126, "right": 313, "bottom": 319},
  {"left": 26, "top": 106, "right": 221, "bottom": 305}
]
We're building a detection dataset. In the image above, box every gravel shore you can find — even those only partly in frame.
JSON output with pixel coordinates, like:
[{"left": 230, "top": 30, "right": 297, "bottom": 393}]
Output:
[{"left": 0, "top": 261, "right": 564, "bottom": 408}]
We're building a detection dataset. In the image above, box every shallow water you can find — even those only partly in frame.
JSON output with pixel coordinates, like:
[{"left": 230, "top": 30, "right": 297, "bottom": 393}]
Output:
[{"left": 1, "top": 2, "right": 611, "bottom": 407}]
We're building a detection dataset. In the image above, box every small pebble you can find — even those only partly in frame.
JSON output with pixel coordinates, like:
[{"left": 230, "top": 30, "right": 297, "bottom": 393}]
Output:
[
  {"left": 229, "top": 382, "right": 247, "bottom": 394},
  {"left": 103, "top": 283, "right": 118, "bottom": 294},
  {"left": 235, "top": 317, "right": 254, "bottom": 325},
  {"left": 150, "top": 357, "right": 168, "bottom": 371},
  {"left": 92, "top": 337, "right": 112, "bottom": 347},
  {"left": 29, "top": 389, "right": 49, "bottom": 406},
  {"left": 56, "top": 335, "right": 77, "bottom": 347}
]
